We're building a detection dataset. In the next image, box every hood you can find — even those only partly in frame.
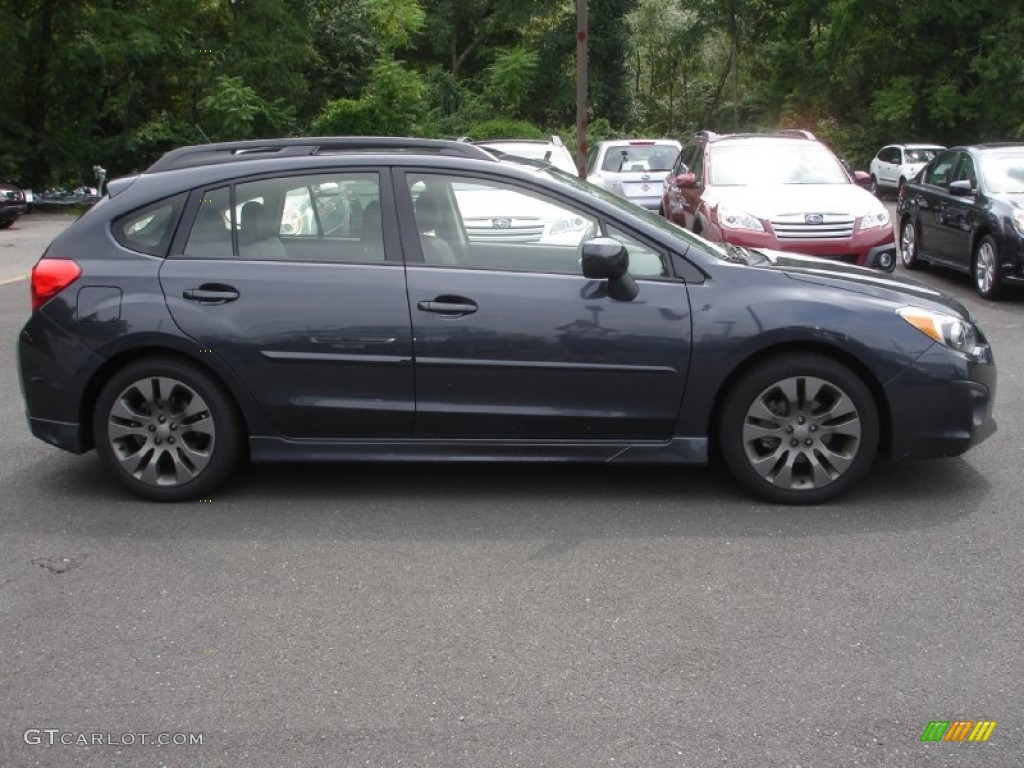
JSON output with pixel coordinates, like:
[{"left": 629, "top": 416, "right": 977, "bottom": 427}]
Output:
[
  {"left": 757, "top": 249, "right": 974, "bottom": 320},
  {"left": 990, "top": 191, "right": 1024, "bottom": 207},
  {"left": 706, "top": 184, "right": 882, "bottom": 219}
]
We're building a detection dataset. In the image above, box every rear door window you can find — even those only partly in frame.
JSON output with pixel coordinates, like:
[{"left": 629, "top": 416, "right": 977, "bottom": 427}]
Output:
[{"left": 179, "top": 173, "right": 384, "bottom": 263}]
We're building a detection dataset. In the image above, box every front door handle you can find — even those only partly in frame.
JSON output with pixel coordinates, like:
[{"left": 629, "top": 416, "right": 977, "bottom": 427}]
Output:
[
  {"left": 417, "top": 296, "right": 478, "bottom": 317},
  {"left": 183, "top": 284, "right": 240, "bottom": 305}
]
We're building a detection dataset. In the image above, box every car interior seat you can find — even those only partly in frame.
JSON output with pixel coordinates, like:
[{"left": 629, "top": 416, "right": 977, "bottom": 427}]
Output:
[
  {"left": 358, "top": 199, "right": 385, "bottom": 260},
  {"left": 413, "top": 186, "right": 458, "bottom": 266},
  {"left": 239, "top": 200, "right": 289, "bottom": 260}
]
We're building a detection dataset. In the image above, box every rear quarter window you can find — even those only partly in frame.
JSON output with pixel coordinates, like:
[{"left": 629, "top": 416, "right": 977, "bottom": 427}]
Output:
[{"left": 111, "top": 193, "right": 186, "bottom": 256}]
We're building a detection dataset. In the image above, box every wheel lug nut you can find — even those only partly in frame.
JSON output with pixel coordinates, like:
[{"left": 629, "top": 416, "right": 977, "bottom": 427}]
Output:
[
  {"left": 158, "top": 416, "right": 166, "bottom": 424},
  {"left": 785, "top": 426, "right": 793, "bottom": 433},
  {"left": 168, "top": 437, "right": 175, "bottom": 444},
  {"left": 170, "top": 424, "right": 178, "bottom": 431},
  {"left": 797, "top": 416, "right": 806, "bottom": 425},
  {"left": 790, "top": 439, "right": 798, "bottom": 447},
  {"left": 154, "top": 438, "right": 161, "bottom": 445},
  {"left": 148, "top": 425, "right": 156, "bottom": 432},
  {"left": 805, "top": 439, "right": 813, "bottom": 446},
  {"left": 810, "top": 425, "right": 817, "bottom": 432}
]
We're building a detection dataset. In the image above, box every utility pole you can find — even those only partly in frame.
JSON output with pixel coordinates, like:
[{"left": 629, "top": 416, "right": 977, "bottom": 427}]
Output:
[{"left": 576, "top": 0, "right": 588, "bottom": 179}]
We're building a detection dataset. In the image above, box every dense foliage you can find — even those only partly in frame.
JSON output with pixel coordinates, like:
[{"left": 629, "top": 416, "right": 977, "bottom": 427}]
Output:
[{"left": 2, "top": 0, "right": 1022, "bottom": 187}]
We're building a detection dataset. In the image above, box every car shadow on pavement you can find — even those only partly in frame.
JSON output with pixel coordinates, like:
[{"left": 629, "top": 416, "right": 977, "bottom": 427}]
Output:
[{"left": 6, "top": 450, "right": 990, "bottom": 545}]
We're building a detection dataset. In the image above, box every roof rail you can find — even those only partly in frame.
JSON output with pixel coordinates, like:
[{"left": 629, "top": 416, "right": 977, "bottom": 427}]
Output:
[
  {"left": 691, "top": 129, "right": 719, "bottom": 141},
  {"left": 146, "top": 137, "right": 497, "bottom": 173},
  {"left": 775, "top": 128, "right": 816, "bottom": 140}
]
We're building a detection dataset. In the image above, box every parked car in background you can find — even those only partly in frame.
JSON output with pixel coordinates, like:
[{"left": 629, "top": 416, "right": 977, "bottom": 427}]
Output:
[
  {"left": 661, "top": 130, "right": 897, "bottom": 272},
  {"left": 1, "top": 183, "right": 29, "bottom": 228},
  {"left": 897, "top": 143, "right": 1024, "bottom": 299},
  {"left": 18, "top": 137, "right": 996, "bottom": 505},
  {"left": 869, "top": 143, "right": 945, "bottom": 196},
  {"left": 473, "top": 137, "right": 578, "bottom": 175},
  {"left": 586, "top": 139, "right": 682, "bottom": 210}
]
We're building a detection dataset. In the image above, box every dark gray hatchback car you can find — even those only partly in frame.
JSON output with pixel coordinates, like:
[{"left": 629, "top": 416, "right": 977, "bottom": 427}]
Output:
[{"left": 18, "top": 137, "right": 996, "bottom": 504}]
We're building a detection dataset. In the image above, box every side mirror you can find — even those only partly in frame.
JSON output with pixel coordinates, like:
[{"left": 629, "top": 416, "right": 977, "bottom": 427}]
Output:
[
  {"left": 675, "top": 172, "right": 698, "bottom": 189},
  {"left": 948, "top": 180, "right": 975, "bottom": 197},
  {"left": 582, "top": 238, "right": 628, "bottom": 279},
  {"left": 852, "top": 170, "right": 871, "bottom": 187},
  {"left": 581, "top": 238, "right": 638, "bottom": 300}
]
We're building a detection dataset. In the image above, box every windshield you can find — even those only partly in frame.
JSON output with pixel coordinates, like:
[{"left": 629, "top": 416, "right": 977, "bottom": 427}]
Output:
[
  {"left": 905, "top": 148, "right": 941, "bottom": 164},
  {"left": 709, "top": 143, "right": 849, "bottom": 186},
  {"left": 600, "top": 144, "right": 678, "bottom": 173},
  {"left": 980, "top": 150, "right": 1024, "bottom": 194}
]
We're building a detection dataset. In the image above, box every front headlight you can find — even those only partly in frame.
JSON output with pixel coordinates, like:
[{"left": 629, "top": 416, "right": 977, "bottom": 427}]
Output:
[
  {"left": 860, "top": 208, "right": 890, "bottom": 230},
  {"left": 1011, "top": 209, "right": 1024, "bottom": 237},
  {"left": 898, "top": 307, "right": 983, "bottom": 357},
  {"left": 718, "top": 202, "right": 764, "bottom": 232}
]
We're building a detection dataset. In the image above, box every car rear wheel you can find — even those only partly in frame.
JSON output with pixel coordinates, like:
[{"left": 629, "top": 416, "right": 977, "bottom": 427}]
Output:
[
  {"left": 718, "top": 355, "right": 879, "bottom": 504},
  {"left": 973, "top": 235, "right": 1003, "bottom": 300},
  {"left": 93, "top": 358, "right": 242, "bottom": 501},
  {"left": 899, "top": 217, "right": 923, "bottom": 269}
]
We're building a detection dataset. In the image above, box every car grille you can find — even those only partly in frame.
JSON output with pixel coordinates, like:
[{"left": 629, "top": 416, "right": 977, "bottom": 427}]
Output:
[
  {"left": 464, "top": 217, "right": 545, "bottom": 243},
  {"left": 771, "top": 213, "right": 855, "bottom": 241}
]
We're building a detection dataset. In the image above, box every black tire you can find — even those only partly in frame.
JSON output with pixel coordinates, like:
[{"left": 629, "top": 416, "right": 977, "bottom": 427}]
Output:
[
  {"left": 899, "top": 217, "right": 924, "bottom": 269},
  {"left": 718, "top": 354, "right": 879, "bottom": 504},
  {"left": 869, "top": 175, "right": 879, "bottom": 196},
  {"left": 0, "top": 219, "right": 13, "bottom": 229},
  {"left": 973, "top": 234, "right": 1003, "bottom": 300},
  {"left": 93, "top": 357, "right": 243, "bottom": 501}
]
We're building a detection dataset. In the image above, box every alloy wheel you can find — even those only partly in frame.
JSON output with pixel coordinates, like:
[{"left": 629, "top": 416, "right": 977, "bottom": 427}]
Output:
[
  {"left": 106, "top": 375, "right": 216, "bottom": 488},
  {"left": 740, "top": 375, "right": 863, "bottom": 491},
  {"left": 975, "top": 240, "right": 997, "bottom": 296}
]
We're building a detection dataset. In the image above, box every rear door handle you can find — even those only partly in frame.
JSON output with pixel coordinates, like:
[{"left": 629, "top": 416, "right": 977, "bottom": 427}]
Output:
[
  {"left": 417, "top": 296, "right": 478, "bottom": 316},
  {"left": 183, "top": 284, "right": 240, "bottom": 305}
]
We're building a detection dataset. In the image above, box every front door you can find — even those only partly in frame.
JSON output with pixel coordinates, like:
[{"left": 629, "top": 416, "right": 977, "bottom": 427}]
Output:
[{"left": 398, "top": 170, "right": 692, "bottom": 440}]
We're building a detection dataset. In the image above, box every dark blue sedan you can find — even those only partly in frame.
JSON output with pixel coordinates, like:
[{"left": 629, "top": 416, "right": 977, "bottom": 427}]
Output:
[{"left": 897, "top": 142, "right": 1024, "bottom": 299}]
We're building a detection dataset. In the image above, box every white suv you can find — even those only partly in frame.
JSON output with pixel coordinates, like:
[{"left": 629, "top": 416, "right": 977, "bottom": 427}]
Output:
[
  {"left": 586, "top": 139, "right": 682, "bottom": 210},
  {"left": 869, "top": 143, "right": 945, "bottom": 196}
]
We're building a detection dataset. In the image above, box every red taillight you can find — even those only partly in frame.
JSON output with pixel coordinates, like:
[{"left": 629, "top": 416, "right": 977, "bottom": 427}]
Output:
[{"left": 31, "top": 259, "right": 81, "bottom": 311}]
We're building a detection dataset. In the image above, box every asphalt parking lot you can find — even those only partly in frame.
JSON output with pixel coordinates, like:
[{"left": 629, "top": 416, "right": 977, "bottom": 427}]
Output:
[{"left": 1, "top": 211, "right": 1021, "bottom": 767}]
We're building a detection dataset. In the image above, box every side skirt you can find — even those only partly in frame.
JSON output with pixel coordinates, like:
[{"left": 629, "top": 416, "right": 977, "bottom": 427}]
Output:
[{"left": 249, "top": 436, "right": 708, "bottom": 465}]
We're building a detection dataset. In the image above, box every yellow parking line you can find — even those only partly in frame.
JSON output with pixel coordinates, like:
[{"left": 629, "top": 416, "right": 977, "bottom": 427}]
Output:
[{"left": 0, "top": 274, "right": 28, "bottom": 286}]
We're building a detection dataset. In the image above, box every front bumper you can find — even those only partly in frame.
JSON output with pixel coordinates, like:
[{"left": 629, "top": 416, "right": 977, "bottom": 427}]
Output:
[{"left": 886, "top": 344, "right": 997, "bottom": 460}]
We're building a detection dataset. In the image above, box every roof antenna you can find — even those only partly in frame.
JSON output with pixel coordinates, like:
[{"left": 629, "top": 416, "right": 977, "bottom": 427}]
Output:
[{"left": 195, "top": 124, "right": 212, "bottom": 144}]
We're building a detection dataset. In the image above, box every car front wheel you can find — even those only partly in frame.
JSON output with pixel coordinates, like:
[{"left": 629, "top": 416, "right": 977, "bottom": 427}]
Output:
[
  {"left": 718, "top": 355, "right": 879, "bottom": 504},
  {"left": 93, "top": 358, "right": 242, "bottom": 501},
  {"left": 869, "top": 175, "right": 879, "bottom": 196},
  {"left": 900, "top": 217, "right": 923, "bottom": 269},
  {"left": 973, "top": 235, "right": 1003, "bottom": 300}
]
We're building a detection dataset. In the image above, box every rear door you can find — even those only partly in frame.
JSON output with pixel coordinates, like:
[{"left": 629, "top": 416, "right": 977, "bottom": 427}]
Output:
[
  {"left": 397, "top": 169, "right": 692, "bottom": 441},
  {"left": 159, "top": 169, "right": 415, "bottom": 438}
]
